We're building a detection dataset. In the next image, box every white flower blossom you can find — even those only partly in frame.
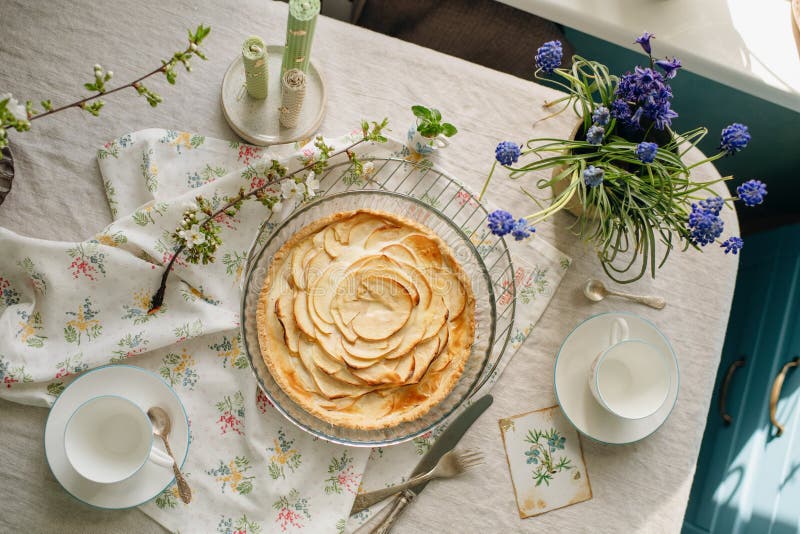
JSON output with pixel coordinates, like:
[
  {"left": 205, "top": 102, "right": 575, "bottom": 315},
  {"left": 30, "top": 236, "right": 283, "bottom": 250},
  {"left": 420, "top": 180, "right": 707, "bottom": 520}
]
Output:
[
  {"left": 304, "top": 171, "right": 319, "bottom": 198},
  {"left": 181, "top": 200, "right": 198, "bottom": 213},
  {"left": 0, "top": 93, "right": 27, "bottom": 122},
  {"left": 362, "top": 161, "right": 375, "bottom": 176},
  {"left": 281, "top": 179, "right": 301, "bottom": 200},
  {"left": 178, "top": 224, "right": 206, "bottom": 249}
]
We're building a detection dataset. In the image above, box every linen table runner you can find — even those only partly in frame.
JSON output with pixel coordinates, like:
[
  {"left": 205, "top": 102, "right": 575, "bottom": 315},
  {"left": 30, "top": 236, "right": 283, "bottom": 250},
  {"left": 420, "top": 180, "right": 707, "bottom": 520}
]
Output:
[{"left": 0, "top": 129, "right": 570, "bottom": 533}]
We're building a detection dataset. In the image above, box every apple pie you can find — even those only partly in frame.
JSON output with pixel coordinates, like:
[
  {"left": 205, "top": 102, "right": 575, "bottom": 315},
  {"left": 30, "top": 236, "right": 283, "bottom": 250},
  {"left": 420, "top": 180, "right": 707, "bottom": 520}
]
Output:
[{"left": 256, "top": 209, "right": 475, "bottom": 429}]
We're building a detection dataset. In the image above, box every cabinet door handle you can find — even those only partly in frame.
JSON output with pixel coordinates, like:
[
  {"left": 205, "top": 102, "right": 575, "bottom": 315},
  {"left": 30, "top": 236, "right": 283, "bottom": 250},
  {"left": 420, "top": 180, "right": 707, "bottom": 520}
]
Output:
[
  {"left": 769, "top": 357, "right": 800, "bottom": 437},
  {"left": 719, "top": 358, "right": 746, "bottom": 425}
]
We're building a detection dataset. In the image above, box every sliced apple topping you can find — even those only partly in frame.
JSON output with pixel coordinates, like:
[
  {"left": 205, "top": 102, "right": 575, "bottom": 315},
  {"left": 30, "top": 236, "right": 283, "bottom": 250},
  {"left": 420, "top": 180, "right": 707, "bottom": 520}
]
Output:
[
  {"left": 323, "top": 227, "right": 344, "bottom": 258},
  {"left": 290, "top": 239, "right": 315, "bottom": 289},
  {"left": 275, "top": 290, "right": 300, "bottom": 353},
  {"left": 259, "top": 209, "right": 474, "bottom": 429}
]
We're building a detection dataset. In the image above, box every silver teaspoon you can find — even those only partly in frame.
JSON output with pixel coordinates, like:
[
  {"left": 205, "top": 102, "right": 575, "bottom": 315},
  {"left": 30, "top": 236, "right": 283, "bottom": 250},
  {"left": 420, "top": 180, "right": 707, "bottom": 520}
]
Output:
[
  {"left": 147, "top": 406, "right": 192, "bottom": 504},
  {"left": 583, "top": 278, "right": 666, "bottom": 310}
]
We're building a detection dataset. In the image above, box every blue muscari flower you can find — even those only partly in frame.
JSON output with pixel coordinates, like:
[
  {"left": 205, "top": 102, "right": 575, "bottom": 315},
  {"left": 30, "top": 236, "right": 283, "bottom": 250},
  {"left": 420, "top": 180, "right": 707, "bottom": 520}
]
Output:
[
  {"left": 610, "top": 99, "right": 631, "bottom": 122},
  {"left": 592, "top": 106, "right": 610, "bottom": 126},
  {"left": 614, "top": 66, "right": 677, "bottom": 130},
  {"left": 721, "top": 236, "right": 744, "bottom": 255},
  {"left": 699, "top": 196, "right": 724, "bottom": 215},
  {"left": 511, "top": 218, "right": 535, "bottom": 241},
  {"left": 586, "top": 125, "right": 605, "bottom": 145},
  {"left": 720, "top": 123, "right": 751, "bottom": 154},
  {"left": 495, "top": 141, "right": 521, "bottom": 166},
  {"left": 488, "top": 210, "right": 515, "bottom": 236},
  {"left": 737, "top": 179, "right": 767, "bottom": 206},
  {"left": 583, "top": 165, "right": 604, "bottom": 187},
  {"left": 535, "top": 40, "right": 563, "bottom": 73},
  {"left": 655, "top": 57, "right": 682, "bottom": 79},
  {"left": 635, "top": 142, "right": 658, "bottom": 163},
  {"left": 635, "top": 32, "right": 655, "bottom": 54},
  {"left": 688, "top": 203, "right": 724, "bottom": 246}
]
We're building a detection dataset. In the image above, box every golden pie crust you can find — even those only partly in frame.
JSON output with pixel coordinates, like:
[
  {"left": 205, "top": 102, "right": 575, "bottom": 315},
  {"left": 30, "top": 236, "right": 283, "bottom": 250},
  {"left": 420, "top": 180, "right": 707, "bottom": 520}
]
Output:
[{"left": 256, "top": 209, "right": 475, "bottom": 429}]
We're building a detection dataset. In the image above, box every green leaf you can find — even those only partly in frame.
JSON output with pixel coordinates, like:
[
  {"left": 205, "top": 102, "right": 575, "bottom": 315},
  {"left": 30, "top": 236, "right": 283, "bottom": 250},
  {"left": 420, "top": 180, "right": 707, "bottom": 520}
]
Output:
[
  {"left": 441, "top": 123, "right": 458, "bottom": 137},
  {"left": 411, "top": 105, "right": 431, "bottom": 120},
  {"left": 192, "top": 24, "right": 211, "bottom": 45},
  {"left": 165, "top": 68, "right": 177, "bottom": 85},
  {"left": 417, "top": 124, "right": 438, "bottom": 138},
  {"left": 81, "top": 101, "right": 104, "bottom": 116},
  {"left": 431, "top": 108, "right": 442, "bottom": 121}
]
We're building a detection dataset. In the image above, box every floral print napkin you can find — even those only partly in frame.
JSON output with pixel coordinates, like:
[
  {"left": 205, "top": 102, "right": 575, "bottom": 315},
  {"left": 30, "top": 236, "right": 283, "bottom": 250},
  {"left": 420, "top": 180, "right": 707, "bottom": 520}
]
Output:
[{"left": 0, "top": 130, "right": 569, "bottom": 533}]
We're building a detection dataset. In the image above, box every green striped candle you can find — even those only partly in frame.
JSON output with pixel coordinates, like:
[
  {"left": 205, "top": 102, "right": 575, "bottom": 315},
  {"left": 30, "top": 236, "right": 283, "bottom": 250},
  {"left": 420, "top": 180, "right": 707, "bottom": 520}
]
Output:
[
  {"left": 280, "top": 0, "right": 320, "bottom": 77},
  {"left": 242, "top": 36, "right": 268, "bottom": 99}
]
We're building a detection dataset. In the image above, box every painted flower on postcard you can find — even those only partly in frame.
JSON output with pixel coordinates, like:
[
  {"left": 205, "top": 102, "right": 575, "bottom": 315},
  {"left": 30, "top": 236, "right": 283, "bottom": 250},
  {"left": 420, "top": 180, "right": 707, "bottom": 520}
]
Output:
[{"left": 499, "top": 405, "right": 591, "bottom": 518}]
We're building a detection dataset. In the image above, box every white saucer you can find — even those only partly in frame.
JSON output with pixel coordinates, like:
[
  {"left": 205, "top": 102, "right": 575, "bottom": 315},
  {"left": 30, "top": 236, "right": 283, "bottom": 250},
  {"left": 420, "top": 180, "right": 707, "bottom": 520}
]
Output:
[
  {"left": 220, "top": 45, "right": 327, "bottom": 146},
  {"left": 554, "top": 312, "right": 679, "bottom": 445},
  {"left": 44, "top": 365, "right": 189, "bottom": 509}
]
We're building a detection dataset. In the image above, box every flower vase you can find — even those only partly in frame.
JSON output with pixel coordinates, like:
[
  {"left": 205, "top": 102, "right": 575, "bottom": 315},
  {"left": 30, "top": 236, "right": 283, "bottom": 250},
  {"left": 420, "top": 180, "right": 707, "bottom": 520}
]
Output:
[
  {"left": 550, "top": 120, "right": 599, "bottom": 219},
  {"left": 550, "top": 119, "right": 672, "bottom": 220},
  {"left": 407, "top": 126, "right": 449, "bottom": 156},
  {"left": 0, "top": 146, "right": 13, "bottom": 207}
]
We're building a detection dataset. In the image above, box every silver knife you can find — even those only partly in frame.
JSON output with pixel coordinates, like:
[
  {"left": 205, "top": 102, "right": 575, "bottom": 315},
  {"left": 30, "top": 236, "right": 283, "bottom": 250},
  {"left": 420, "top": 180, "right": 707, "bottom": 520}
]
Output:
[{"left": 350, "top": 394, "right": 493, "bottom": 531}]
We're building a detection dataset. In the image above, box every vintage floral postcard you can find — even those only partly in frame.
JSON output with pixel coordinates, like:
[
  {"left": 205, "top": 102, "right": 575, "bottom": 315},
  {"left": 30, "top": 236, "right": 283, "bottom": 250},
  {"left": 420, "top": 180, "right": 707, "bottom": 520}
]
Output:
[{"left": 499, "top": 405, "right": 591, "bottom": 518}]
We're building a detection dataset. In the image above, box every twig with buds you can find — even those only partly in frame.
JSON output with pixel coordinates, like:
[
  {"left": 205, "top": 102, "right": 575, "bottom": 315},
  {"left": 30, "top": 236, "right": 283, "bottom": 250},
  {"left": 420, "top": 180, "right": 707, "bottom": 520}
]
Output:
[
  {"left": 0, "top": 25, "right": 211, "bottom": 158},
  {"left": 147, "top": 118, "right": 390, "bottom": 312}
]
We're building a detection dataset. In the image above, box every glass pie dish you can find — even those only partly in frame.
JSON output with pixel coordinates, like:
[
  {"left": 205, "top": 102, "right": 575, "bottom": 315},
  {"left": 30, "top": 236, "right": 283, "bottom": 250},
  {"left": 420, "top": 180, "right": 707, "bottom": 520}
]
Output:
[{"left": 240, "top": 190, "right": 496, "bottom": 446}]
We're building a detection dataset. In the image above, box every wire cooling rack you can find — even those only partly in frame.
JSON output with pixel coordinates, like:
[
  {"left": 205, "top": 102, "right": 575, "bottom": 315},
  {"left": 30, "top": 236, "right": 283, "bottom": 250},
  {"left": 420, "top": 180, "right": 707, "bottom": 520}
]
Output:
[{"left": 312, "top": 156, "right": 516, "bottom": 397}]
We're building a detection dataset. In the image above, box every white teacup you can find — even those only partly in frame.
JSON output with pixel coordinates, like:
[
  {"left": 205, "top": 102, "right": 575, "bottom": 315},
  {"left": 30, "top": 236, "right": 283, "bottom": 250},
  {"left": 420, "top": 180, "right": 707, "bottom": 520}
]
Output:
[
  {"left": 64, "top": 395, "right": 172, "bottom": 484},
  {"left": 407, "top": 126, "right": 449, "bottom": 155},
  {"left": 588, "top": 317, "right": 671, "bottom": 420}
]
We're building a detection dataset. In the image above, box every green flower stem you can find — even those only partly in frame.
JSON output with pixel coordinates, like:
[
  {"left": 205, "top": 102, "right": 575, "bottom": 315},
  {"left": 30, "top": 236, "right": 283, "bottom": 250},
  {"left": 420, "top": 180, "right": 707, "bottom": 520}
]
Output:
[
  {"left": 477, "top": 160, "right": 497, "bottom": 202},
  {"left": 536, "top": 96, "right": 574, "bottom": 127},
  {"left": 684, "top": 150, "right": 726, "bottom": 171},
  {"left": 525, "top": 169, "right": 579, "bottom": 223},
  {"left": 542, "top": 94, "right": 571, "bottom": 109}
]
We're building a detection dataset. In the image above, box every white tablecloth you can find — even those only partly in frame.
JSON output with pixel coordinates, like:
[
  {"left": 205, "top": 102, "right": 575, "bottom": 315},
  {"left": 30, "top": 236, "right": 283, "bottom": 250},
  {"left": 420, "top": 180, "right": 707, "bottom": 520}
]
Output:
[{"left": 0, "top": 1, "right": 738, "bottom": 532}]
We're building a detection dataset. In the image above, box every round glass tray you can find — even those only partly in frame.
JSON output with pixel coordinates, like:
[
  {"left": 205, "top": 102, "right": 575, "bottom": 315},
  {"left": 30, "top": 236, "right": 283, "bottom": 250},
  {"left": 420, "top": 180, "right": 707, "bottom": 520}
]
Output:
[{"left": 240, "top": 190, "right": 496, "bottom": 446}]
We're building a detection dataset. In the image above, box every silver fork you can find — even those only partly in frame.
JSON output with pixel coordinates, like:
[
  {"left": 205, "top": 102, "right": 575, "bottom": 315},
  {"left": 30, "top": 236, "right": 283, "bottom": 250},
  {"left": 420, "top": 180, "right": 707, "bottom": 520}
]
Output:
[{"left": 351, "top": 448, "right": 484, "bottom": 514}]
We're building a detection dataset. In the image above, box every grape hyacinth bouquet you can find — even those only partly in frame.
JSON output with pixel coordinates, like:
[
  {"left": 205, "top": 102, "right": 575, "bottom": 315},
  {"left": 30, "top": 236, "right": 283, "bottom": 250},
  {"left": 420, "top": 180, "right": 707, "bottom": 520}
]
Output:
[{"left": 481, "top": 34, "right": 766, "bottom": 283}]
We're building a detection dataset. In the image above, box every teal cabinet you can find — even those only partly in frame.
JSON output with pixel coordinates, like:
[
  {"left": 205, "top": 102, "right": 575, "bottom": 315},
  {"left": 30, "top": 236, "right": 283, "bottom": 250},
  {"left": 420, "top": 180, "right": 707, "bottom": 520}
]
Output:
[{"left": 684, "top": 224, "right": 800, "bottom": 533}]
